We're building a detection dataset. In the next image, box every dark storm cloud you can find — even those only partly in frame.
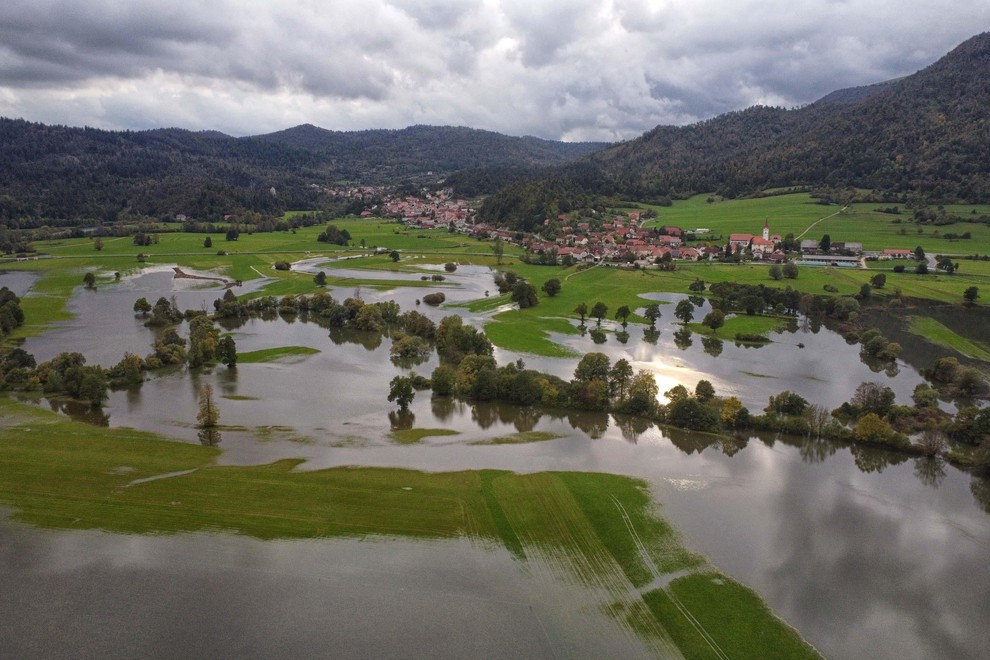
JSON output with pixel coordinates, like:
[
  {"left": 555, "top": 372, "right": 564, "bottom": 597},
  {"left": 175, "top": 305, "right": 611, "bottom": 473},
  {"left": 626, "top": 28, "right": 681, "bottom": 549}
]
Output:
[
  {"left": 0, "top": 0, "right": 988, "bottom": 139},
  {"left": 0, "top": 0, "right": 232, "bottom": 84}
]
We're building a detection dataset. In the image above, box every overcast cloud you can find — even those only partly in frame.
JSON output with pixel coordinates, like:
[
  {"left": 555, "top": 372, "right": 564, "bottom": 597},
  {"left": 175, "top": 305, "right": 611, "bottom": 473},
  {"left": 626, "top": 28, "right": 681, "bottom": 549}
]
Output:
[{"left": 0, "top": 0, "right": 986, "bottom": 141}]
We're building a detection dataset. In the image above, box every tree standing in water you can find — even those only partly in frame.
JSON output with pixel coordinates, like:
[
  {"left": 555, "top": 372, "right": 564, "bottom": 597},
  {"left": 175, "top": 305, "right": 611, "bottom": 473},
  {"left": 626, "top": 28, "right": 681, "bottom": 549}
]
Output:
[{"left": 197, "top": 384, "right": 220, "bottom": 428}]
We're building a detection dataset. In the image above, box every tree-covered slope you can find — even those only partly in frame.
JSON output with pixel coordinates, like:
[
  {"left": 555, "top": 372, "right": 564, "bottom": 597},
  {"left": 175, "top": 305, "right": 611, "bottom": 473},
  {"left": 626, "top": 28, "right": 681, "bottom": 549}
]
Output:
[
  {"left": 0, "top": 120, "right": 607, "bottom": 223},
  {"left": 252, "top": 123, "right": 607, "bottom": 181},
  {"left": 581, "top": 31, "right": 990, "bottom": 202}
]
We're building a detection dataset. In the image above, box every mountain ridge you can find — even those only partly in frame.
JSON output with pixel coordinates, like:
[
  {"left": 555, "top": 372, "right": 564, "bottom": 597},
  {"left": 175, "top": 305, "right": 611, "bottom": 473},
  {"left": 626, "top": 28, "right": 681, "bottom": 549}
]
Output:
[
  {"left": 0, "top": 118, "right": 607, "bottom": 222},
  {"left": 475, "top": 31, "right": 990, "bottom": 227}
]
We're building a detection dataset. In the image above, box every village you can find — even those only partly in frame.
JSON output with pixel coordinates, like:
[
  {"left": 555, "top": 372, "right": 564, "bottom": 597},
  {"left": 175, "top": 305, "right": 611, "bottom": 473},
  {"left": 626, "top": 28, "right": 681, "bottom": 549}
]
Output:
[{"left": 322, "top": 185, "right": 925, "bottom": 269}]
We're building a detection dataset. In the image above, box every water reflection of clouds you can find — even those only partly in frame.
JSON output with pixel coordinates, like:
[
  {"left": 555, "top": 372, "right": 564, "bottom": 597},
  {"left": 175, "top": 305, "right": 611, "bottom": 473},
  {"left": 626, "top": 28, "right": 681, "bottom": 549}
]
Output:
[
  {"left": 766, "top": 450, "right": 990, "bottom": 660},
  {"left": 1, "top": 528, "right": 656, "bottom": 658}
]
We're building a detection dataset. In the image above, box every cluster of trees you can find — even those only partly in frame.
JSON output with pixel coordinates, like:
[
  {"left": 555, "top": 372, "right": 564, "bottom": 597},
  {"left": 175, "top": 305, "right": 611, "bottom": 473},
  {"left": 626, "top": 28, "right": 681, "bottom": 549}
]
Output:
[
  {"left": 134, "top": 296, "right": 183, "bottom": 326},
  {"left": 923, "top": 357, "right": 990, "bottom": 401},
  {"left": 767, "top": 263, "right": 800, "bottom": 280},
  {"left": 425, "top": 349, "right": 658, "bottom": 416},
  {"left": 707, "top": 282, "right": 803, "bottom": 317},
  {"left": 0, "top": 351, "right": 109, "bottom": 406},
  {"left": 316, "top": 224, "right": 352, "bottom": 245},
  {"left": 854, "top": 328, "right": 902, "bottom": 364},
  {"left": 0, "top": 287, "right": 25, "bottom": 336},
  {"left": 492, "top": 270, "right": 540, "bottom": 309}
]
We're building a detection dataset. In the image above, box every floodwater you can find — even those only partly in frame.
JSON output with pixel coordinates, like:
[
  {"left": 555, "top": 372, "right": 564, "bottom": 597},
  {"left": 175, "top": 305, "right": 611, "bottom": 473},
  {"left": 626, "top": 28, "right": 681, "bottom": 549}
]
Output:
[{"left": 2, "top": 264, "right": 990, "bottom": 659}]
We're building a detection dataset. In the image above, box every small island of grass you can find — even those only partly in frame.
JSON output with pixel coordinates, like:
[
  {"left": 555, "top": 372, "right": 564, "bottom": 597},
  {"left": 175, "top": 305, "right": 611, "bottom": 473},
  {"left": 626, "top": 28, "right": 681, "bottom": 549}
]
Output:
[{"left": 236, "top": 346, "right": 321, "bottom": 364}]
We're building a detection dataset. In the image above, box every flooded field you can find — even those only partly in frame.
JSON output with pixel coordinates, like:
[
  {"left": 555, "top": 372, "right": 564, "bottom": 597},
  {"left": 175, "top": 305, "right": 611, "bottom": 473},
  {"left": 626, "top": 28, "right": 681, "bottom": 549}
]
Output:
[{"left": 2, "top": 265, "right": 989, "bottom": 659}]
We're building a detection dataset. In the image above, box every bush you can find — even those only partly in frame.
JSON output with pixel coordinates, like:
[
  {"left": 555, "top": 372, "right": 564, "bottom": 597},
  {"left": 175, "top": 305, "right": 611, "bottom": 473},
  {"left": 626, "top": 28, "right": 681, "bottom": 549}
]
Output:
[{"left": 422, "top": 292, "right": 446, "bottom": 306}]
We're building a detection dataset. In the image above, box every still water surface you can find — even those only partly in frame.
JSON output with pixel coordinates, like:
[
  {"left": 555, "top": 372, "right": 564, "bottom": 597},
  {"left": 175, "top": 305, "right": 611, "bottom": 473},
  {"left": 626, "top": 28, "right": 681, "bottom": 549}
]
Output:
[{"left": 2, "top": 266, "right": 989, "bottom": 659}]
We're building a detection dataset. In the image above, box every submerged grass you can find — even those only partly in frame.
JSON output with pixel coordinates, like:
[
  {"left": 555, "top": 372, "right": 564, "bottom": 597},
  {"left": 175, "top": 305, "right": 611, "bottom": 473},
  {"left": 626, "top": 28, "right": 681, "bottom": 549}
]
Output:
[
  {"left": 644, "top": 574, "right": 820, "bottom": 660},
  {"left": 907, "top": 316, "right": 990, "bottom": 361},
  {"left": 0, "top": 398, "right": 818, "bottom": 658},
  {"left": 389, "top": 428, "right": 460, "bottom": 444},
  {"left": 470, "top": 431, "right": 564, "bottom": 445}
]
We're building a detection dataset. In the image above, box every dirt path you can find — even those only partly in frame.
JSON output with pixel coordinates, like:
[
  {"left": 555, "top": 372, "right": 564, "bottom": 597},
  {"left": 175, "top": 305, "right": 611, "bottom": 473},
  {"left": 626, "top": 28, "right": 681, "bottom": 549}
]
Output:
[{"left": 795, "top": 205, "right": 849, "bottom": 240}]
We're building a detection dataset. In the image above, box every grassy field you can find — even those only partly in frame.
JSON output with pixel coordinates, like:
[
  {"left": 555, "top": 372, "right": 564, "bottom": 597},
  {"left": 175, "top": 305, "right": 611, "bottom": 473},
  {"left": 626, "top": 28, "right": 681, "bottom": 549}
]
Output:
[
  {"left": 0, "top": 398, "right": 818, "bottom": 658},
  {"left": 641, "top": 192, "right": 990, "bottom": 254}
]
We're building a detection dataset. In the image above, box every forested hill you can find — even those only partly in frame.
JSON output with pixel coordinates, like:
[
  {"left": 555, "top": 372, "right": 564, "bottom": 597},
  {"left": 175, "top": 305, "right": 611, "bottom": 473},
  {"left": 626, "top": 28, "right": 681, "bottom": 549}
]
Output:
[
  {"left": 477, "top": 32, "right": 990, "bottom": 227},
  {"left": 0, "top": 120, "right": 606, "bottom": 223},
  {"left": 253, "top": 124, "right": 607, "bottom": 180}
]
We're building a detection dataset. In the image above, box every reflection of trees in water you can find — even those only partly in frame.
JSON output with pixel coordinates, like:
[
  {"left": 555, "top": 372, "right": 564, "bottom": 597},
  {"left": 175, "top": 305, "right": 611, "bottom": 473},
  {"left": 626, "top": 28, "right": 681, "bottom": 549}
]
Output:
[
  {"left": 800, "top": 315, "right": 823, "bottom": 334},
  {"left": 970, "top": 476, "right": 990, "bottom": 514},
  {"left": 215, "top": 362, "right": 239, "bottom": 398},
  {"left": 718, "top": 435, "right": 747, "bottom": 456},
  {"left": 328, "top": 327, "right": 382, "bottom": 351},
  {"left": 388, "top": 408, "right": 415, "bottom": 430},
  {"left": 850, "top": 444, "right": 910, "bottom": 473},
  {"left": 510, "top": 406, "right": 541, "bottom": 433},
  {"left": 566, "top": 410, "right": 609, "bottom": 439},
  {"left": 46, "top": 397, "right": 110, "bottom": 427},
  {"left": 666, "top": 427, "right": 721, "bottom": 454},
  {"left": 614, "top": 414, "right": 653, "bottom": 443},
  {"left": 430, "top": 396, "right": 458, "bottom": 421},
  {"left": 615, "top": 330, "right": 630, "bottom": 344},
  {"left": 798, "top": 436, "right": 840, "bottom": 464},
  {"left": 673, "top": 327, "right": 692, "bottom": 350},
  {"left": 197, "top": 428, "right": 222, "bottom": 447},
  {"left": 470, "top": 403, "right": 498, "bottom": 429},
  {"left": 466, "top": 401, "right": 543, "bottom": 432},
  {"left": 913, "top": 456, "right": 947, "bottom": 489},
  {"left": 642, "top": 327, "right": 660, "bottom": 344},
  {"left": 861, "top": 354, "right": 900, "bottom": 377},
  {"left": 701, "top": 335, "right": 723, "bottom": 357},
  {"left": 655, "top": 428, "right": 754, "bottom": 457},
  {"left": 390, "top": 353, "right": 429, "bottom": 369},
  {"left": 124, "top": 383, "right": 143, "bottom": 408}
]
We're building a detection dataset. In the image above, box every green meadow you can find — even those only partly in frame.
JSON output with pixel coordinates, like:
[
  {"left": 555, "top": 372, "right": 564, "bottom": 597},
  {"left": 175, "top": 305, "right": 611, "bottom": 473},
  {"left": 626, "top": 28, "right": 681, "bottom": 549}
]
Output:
[
  {"left": 0, "top": 399, "right": 817, "bottom": 658},
  {"left": 641, "top": 192, "right": 990, "bottom": 253}
]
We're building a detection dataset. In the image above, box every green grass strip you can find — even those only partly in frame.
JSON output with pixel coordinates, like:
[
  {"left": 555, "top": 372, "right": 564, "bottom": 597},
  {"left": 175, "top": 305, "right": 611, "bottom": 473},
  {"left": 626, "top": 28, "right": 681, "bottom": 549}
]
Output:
[
  {"left": 907, "top": 316, "right": 990, "bottom": 361},
  {"left": 236, "top": 346, "right": 321, "bottom": 363},
  {"left": 644, "top": 574, "right": 821, "bottom": 660}
]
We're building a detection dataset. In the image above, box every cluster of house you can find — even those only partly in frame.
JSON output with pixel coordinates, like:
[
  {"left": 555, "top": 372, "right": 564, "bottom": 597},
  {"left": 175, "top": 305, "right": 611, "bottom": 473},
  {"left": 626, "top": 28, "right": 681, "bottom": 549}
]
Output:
[
  {"left": 330, "top": 187, "right": 920, "bottom": 269},
  {"left": 500, "top": 211, "right": 707, "bottom": 264},
  {"left": 382, "top": 189, "right": 472, "bottom": 227}
]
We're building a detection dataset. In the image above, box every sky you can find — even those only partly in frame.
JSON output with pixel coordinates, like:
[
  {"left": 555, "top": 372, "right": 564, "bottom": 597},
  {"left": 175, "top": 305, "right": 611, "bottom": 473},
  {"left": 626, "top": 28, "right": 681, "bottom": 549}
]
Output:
[{"left": 0, "top": 1, "right": 987, "bottom": 142}]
